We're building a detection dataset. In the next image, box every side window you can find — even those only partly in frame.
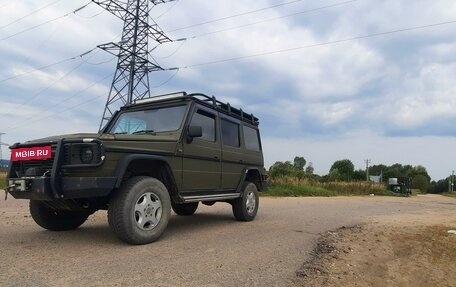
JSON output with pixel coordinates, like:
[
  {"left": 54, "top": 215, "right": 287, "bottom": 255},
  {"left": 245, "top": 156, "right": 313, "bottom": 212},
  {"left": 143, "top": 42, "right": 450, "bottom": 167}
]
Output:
[
  {"left": 221, "top": 119, "right": 240, "bottom": 147},
  {"left": 190, "top": 110, "right": 215, "bottom": 142},
  {"left": 243, "top": 126, "right": 261, "bottom": 151}
]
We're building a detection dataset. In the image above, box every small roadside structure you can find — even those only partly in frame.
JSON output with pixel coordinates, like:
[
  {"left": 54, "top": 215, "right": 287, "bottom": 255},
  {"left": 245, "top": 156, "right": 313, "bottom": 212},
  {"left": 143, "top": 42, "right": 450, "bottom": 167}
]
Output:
[{"left": 389, "top": 177, "right": 412, "bottom": 195}]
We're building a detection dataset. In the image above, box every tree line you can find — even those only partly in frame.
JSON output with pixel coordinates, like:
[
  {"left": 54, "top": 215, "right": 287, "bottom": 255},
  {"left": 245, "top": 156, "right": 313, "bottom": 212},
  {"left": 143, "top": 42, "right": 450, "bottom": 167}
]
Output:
[{"left": 269, "top": 157, "right": 447, "bottom": 193}]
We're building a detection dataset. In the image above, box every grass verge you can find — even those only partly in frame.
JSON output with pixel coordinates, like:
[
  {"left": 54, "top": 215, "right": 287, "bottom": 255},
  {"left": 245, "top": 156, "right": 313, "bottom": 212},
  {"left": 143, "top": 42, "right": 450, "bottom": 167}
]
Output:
[
  {"left": 442, "top": 192, "right": 456, "bottom": 198},
  {"left": 263, "top": 177, "right": 402, "bottom": 197},
  {"left": 0, "top": 171, "right": 6, "bottom": 189}
]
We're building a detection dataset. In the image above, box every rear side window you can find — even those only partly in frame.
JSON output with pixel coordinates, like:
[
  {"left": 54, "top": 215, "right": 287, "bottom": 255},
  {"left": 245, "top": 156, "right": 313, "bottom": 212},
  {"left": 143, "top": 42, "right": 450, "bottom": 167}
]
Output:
[
  {"left": 221, "top": 119, "right": 240, "bottom": 147},
  {"left": 190, "top": 110, "right": 216, "bottom": 142},
  {"left": 243, "top": 126, "right": 261, "bottom": 151}
]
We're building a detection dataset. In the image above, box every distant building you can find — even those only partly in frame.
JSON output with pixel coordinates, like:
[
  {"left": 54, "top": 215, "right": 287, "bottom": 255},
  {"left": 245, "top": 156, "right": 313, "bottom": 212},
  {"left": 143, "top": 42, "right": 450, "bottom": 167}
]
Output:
[
  {"left": 369, "top": 175, "right": 382, "bottom": 183},
  {"left": 369, "top": 171, "right": 383, "bottom": 183},
  {"left": 0, "top": 159, "right": 9, "bottom": 169}
]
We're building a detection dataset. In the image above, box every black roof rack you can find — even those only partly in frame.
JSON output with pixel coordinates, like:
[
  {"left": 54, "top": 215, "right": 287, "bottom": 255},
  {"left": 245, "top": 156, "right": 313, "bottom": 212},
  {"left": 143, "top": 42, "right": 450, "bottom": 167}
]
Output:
[
  {"left": 127, "top": 91, "right": 259, "bottom": 125},
  {"left": 187, "top": 93, "right": 259, "bottom": 125}
]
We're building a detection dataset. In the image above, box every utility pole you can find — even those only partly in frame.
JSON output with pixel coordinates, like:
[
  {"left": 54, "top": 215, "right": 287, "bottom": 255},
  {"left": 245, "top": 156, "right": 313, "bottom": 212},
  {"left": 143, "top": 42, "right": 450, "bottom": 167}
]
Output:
[
  {"left": 450, "top": 170, "right": 454, "bottom": 192},
  {"left": 364, "top": 159, "right": 371, "bottom": 182},
  {"left": 92, "top": 0, "right": 176, "bottom": 130},
  {"left": 0, "top": 133, "right": 9, "bottom": 170},
  {"left": 0, "top": 133, "right": 5, "bottom": 161}
]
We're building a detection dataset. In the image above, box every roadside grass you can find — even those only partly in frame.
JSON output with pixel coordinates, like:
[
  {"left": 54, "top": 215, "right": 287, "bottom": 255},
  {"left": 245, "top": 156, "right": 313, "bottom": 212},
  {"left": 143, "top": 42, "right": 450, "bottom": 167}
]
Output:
[
  {"left": 442, "top": 192, "right": 456, "bottom": 198},
  {"left": 263, "top": 176, "right": 402, "bottom": 197},
  {"left": 0, "top": 171, "right": 6, "bottom": 189}
]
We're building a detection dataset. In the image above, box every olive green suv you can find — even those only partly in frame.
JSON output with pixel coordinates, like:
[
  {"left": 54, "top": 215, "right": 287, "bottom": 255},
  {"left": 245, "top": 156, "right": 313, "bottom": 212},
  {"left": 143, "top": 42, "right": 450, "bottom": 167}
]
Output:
[{"left": 6, "top": 92, "right": 267, "bottom": 244}]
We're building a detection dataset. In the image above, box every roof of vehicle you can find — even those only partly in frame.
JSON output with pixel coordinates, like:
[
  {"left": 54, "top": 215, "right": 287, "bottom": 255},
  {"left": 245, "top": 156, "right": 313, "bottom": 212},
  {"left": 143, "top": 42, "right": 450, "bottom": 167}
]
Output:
[{"left": 122, "top": 91, "right": 259, "bottom": 126}]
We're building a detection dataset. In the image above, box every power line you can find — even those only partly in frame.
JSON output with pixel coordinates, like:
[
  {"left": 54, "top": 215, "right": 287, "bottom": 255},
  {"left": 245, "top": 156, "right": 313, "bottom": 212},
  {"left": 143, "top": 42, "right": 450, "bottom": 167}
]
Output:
[
  {"left": 187, "top": 0, "right": 359, "bottom": 39},
  {"left": 172, "top": 19, "right": 456, "bottom": 70},
  {"left": 0, "top": 48, "right": 97, "bottom": 84},
  {"left": 0, "top": 0, "right": 63, "bottom": 30},
  {"left": 74, "top": 10, "right": 104, "bottom": 19},
  {"left": 155, "top": 0, "right": 180, "bottom": 19},
  {"left": 0, "top": 2, "right": 91, "bottom": 42},
  {"left": 4, "top": 48, "right": 106, "bottom": 114},
  {"left": 5, "top": 72, "right": 114, "bottom": 131},
  {"left": 154, "top": 40, "right": 187, "bottom": 59},
  {"left": 151, "top": 68, "right": 179, "bottom": 88},
  {"left": 167, "top": 0, "right": 303, "bottom": 33}
]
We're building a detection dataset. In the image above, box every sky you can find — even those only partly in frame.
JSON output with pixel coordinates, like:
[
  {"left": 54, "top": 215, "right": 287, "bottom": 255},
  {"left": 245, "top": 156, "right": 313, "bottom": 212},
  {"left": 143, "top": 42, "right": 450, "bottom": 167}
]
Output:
[{"left": 0, "top": 0, "right": 455, "bottom": 180}]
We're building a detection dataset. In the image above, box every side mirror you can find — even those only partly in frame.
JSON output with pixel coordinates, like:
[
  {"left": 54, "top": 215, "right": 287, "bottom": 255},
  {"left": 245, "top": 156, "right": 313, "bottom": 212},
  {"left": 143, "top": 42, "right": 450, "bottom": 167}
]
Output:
[{"left": 187, "top": 126, "right": 202, "bottom": 143}]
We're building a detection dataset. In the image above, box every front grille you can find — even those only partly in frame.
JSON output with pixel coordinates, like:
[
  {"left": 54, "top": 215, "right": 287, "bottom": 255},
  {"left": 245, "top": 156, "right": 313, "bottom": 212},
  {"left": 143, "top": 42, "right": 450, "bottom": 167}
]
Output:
[
  {"left": 13, "top": 144, "right": 57, "bottom": 177},
  {"left": 10, "top": 140, "right": 103, "bottom": 178}
]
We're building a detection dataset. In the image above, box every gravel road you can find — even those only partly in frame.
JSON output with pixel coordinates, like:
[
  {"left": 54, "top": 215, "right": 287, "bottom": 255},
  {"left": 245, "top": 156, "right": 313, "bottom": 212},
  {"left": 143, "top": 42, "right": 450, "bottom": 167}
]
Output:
[{"left": 1, "top": 194, "right": 455, "bottom": 287}]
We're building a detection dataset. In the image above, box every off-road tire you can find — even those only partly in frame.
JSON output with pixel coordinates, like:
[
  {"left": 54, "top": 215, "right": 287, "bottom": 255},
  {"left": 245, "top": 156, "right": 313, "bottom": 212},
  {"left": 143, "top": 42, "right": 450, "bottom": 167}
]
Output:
[
  {"left": 232, "top": 181, "right": 259, "bottom": 221},
  {"left": 29, "top": 200, "right": 89, "bottom": 231},
  {"left": 108, "top": 176, "right": 171, "bottom": 245},
  {"left": 172, "top": 202, "right": 199, "bottom": 216}
]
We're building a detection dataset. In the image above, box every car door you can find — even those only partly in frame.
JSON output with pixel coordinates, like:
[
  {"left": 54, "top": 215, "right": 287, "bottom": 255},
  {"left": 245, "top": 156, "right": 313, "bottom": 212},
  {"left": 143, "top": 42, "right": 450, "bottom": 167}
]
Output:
[
  {"left": 182, "top": 106, "right": 221, "bottom": 191},
  {"left": 220, "top": 116, "right": 244, "bottom": 190}
]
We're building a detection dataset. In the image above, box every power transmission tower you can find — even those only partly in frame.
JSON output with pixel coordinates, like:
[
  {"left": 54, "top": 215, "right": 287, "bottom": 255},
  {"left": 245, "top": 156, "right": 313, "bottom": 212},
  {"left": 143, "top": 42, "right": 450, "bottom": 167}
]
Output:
[{"left": 93, "top": 0, "right": 175, "bottom": 130}]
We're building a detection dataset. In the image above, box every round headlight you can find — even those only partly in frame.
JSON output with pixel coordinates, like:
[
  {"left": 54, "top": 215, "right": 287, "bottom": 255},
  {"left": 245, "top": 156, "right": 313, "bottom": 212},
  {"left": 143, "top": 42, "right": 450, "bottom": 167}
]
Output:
[{"left": 80, "top": 147, "right": 94, "bottom": 164}]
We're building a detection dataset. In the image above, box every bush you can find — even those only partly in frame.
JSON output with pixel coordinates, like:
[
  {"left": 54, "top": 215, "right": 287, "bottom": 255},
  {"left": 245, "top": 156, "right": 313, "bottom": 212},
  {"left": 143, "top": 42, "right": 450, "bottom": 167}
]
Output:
[{"left": 264, "top": 176, "right": 396, "bottom": 197}]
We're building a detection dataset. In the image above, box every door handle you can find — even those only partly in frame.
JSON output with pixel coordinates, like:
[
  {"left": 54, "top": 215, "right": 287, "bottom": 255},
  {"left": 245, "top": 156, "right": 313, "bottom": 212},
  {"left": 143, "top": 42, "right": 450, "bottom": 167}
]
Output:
[{"left": 214, "top": 156, "right": 219, "bottom": 160}]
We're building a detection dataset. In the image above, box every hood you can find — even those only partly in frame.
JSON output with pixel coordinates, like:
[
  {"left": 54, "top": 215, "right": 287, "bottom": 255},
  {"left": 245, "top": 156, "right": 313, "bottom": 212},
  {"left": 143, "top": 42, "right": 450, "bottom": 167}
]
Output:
[{"left": 24, "top": 133, "right": 100, "bottom": 144}]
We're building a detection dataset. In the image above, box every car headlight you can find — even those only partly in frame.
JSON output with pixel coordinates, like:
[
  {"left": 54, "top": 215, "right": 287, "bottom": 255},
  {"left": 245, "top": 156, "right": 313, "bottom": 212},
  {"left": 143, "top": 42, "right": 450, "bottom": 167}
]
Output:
[{"left": 80, "top": 147, "right": 94, "bottom": 164}]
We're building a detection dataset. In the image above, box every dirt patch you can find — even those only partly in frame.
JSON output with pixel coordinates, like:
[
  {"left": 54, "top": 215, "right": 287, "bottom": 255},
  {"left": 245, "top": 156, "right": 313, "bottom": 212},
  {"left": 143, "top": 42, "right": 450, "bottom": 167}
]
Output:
[{"left": 296, "top": 217, "right": 456, "bottom": 287}]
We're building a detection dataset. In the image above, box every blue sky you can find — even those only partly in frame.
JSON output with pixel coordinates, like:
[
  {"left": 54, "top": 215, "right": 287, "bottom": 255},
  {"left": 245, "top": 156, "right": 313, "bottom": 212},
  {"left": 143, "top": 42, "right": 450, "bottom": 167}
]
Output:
[{"left": 0, "top": 0, "right": 455, "bottom": 180}]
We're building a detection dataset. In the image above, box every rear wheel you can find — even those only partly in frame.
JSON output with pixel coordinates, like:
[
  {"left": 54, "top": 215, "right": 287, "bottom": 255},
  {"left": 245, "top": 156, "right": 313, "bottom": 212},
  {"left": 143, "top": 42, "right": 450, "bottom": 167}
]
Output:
[
  {"left": 232, "top": 181, "right": 259, "bottom": 221},
  {"left": 172, "top": 202, "right": 199, "bottom": 216},
  {"left": 29, "top": 200, "right": 89, "bottom": 231},
  {"left": 108, "top": 176, "right": 171, "bottom": 245}
]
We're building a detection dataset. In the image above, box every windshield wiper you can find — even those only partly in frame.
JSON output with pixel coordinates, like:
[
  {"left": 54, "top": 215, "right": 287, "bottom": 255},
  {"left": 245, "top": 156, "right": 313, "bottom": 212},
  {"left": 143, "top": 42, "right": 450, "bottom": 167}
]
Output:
[
  {"left": 132, "top": 130, "right": 156, "bottom": 135},
  {"left": 114, "top": 132, "right": 128, "bottom": 135}
]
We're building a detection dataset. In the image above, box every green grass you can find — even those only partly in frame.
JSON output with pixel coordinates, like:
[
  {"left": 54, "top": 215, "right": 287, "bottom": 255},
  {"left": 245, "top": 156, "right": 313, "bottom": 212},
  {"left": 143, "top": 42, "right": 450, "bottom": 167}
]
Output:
[
  {"left": 441, "top": 192, "right": 456, "bottom": 198},
  {"left": 0, "top": 171, "right": 6, "bottom": 189},
  {"left": 263, "top": 176, "right": 403, "bottom": 197},
  {"left": 265, "top": 184, "right": 337, "bottom": 197}
]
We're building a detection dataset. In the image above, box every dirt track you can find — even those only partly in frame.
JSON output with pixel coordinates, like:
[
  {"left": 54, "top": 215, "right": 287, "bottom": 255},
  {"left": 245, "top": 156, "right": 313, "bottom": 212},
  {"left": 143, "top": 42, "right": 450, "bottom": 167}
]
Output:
[{"left": 1, "top": 194, "right": 456, "bottom": 286}]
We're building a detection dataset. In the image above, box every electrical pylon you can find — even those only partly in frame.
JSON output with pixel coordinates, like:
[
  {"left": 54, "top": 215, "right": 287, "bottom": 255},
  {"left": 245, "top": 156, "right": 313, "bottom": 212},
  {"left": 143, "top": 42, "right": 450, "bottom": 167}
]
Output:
[{"left": 92, "top": 0, "right": 175, "bottom": 130}]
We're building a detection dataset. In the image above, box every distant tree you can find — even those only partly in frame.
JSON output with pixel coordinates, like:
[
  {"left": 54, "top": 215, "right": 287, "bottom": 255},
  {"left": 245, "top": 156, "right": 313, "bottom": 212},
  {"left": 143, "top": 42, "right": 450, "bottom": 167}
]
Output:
[
  {"left": 368, "top": 164, "right": 388, "bottom": 181},
  {"left": 328, "top": 168, "right": 343, "bottom": 181},
  {"left": 409, "top": 165, "right": 431, "bottom": 181},
  {"left": 269, "top": 161, "right": 294, "bottom": 178},
  {"left": 305, "top": 162, "right": 314, "bottom": 174},
  {"left": 352, "top": 169, "right": 366, "bottom": 181},
  {"left": 412, "top": 174, "right": 430, "bottom": 193},
  {"left": 429, "top": 178, "right": 449, "bottom": 194},
  {"left": 293, "top": 156, "right": 306, "bottom": 171},
  {"left": 330, "top": 159, "right": 354, "bottom": 181}
]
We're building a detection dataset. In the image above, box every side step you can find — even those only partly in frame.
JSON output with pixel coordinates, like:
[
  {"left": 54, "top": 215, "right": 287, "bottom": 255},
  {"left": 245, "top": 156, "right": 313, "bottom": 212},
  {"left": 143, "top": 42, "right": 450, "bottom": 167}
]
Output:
[{"left": 181, "top": 193, "right": 241, "bottom": 203}]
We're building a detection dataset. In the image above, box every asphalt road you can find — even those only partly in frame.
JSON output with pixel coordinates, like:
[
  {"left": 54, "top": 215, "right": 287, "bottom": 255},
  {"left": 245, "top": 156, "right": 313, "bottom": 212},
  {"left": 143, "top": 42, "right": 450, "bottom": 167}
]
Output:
[{"left": 1, "top": 194, "right": 456, "bottom": 287}]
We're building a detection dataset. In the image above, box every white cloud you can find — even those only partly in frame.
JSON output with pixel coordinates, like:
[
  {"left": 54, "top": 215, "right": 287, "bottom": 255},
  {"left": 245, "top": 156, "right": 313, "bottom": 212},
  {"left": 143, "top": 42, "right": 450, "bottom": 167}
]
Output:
[{"left": 0, "top": 0, "right": 455, "bottom": 181}]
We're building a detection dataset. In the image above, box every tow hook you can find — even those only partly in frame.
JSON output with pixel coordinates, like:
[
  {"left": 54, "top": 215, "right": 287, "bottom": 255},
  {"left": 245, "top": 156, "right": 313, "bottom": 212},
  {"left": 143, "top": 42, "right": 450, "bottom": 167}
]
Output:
[{"left": 4, "top": 186, "right": 13, "bottom": 200}]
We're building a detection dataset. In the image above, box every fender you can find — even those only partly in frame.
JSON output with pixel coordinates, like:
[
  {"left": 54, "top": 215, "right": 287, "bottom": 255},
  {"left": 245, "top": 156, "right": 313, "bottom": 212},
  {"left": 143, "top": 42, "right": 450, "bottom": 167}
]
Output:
[
  {"left": 113, "top": 154, "right": 177, "bottom": 189},
  {"left": 235, "top": 166, "right": 264, "bottom": 194}
]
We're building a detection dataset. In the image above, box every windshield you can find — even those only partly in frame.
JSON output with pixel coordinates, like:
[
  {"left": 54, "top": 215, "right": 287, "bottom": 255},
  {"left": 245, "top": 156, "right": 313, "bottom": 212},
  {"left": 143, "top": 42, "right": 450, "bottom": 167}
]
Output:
[{"left": 108, "top": 105, "right": 187, "bottom": 135}]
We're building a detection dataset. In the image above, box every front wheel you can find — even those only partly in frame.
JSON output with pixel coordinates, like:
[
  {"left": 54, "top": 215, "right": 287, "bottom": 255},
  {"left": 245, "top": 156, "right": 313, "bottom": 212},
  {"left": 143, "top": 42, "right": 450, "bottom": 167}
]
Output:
[
  {"left": 29, "top": 200, "right": 89, "bottom": 231},
  {"left": 232, "top": 181, "right": 259, "bottom": 221},
  {"left": 108, "top": 176, "right": 171, "bottom": 245}
]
